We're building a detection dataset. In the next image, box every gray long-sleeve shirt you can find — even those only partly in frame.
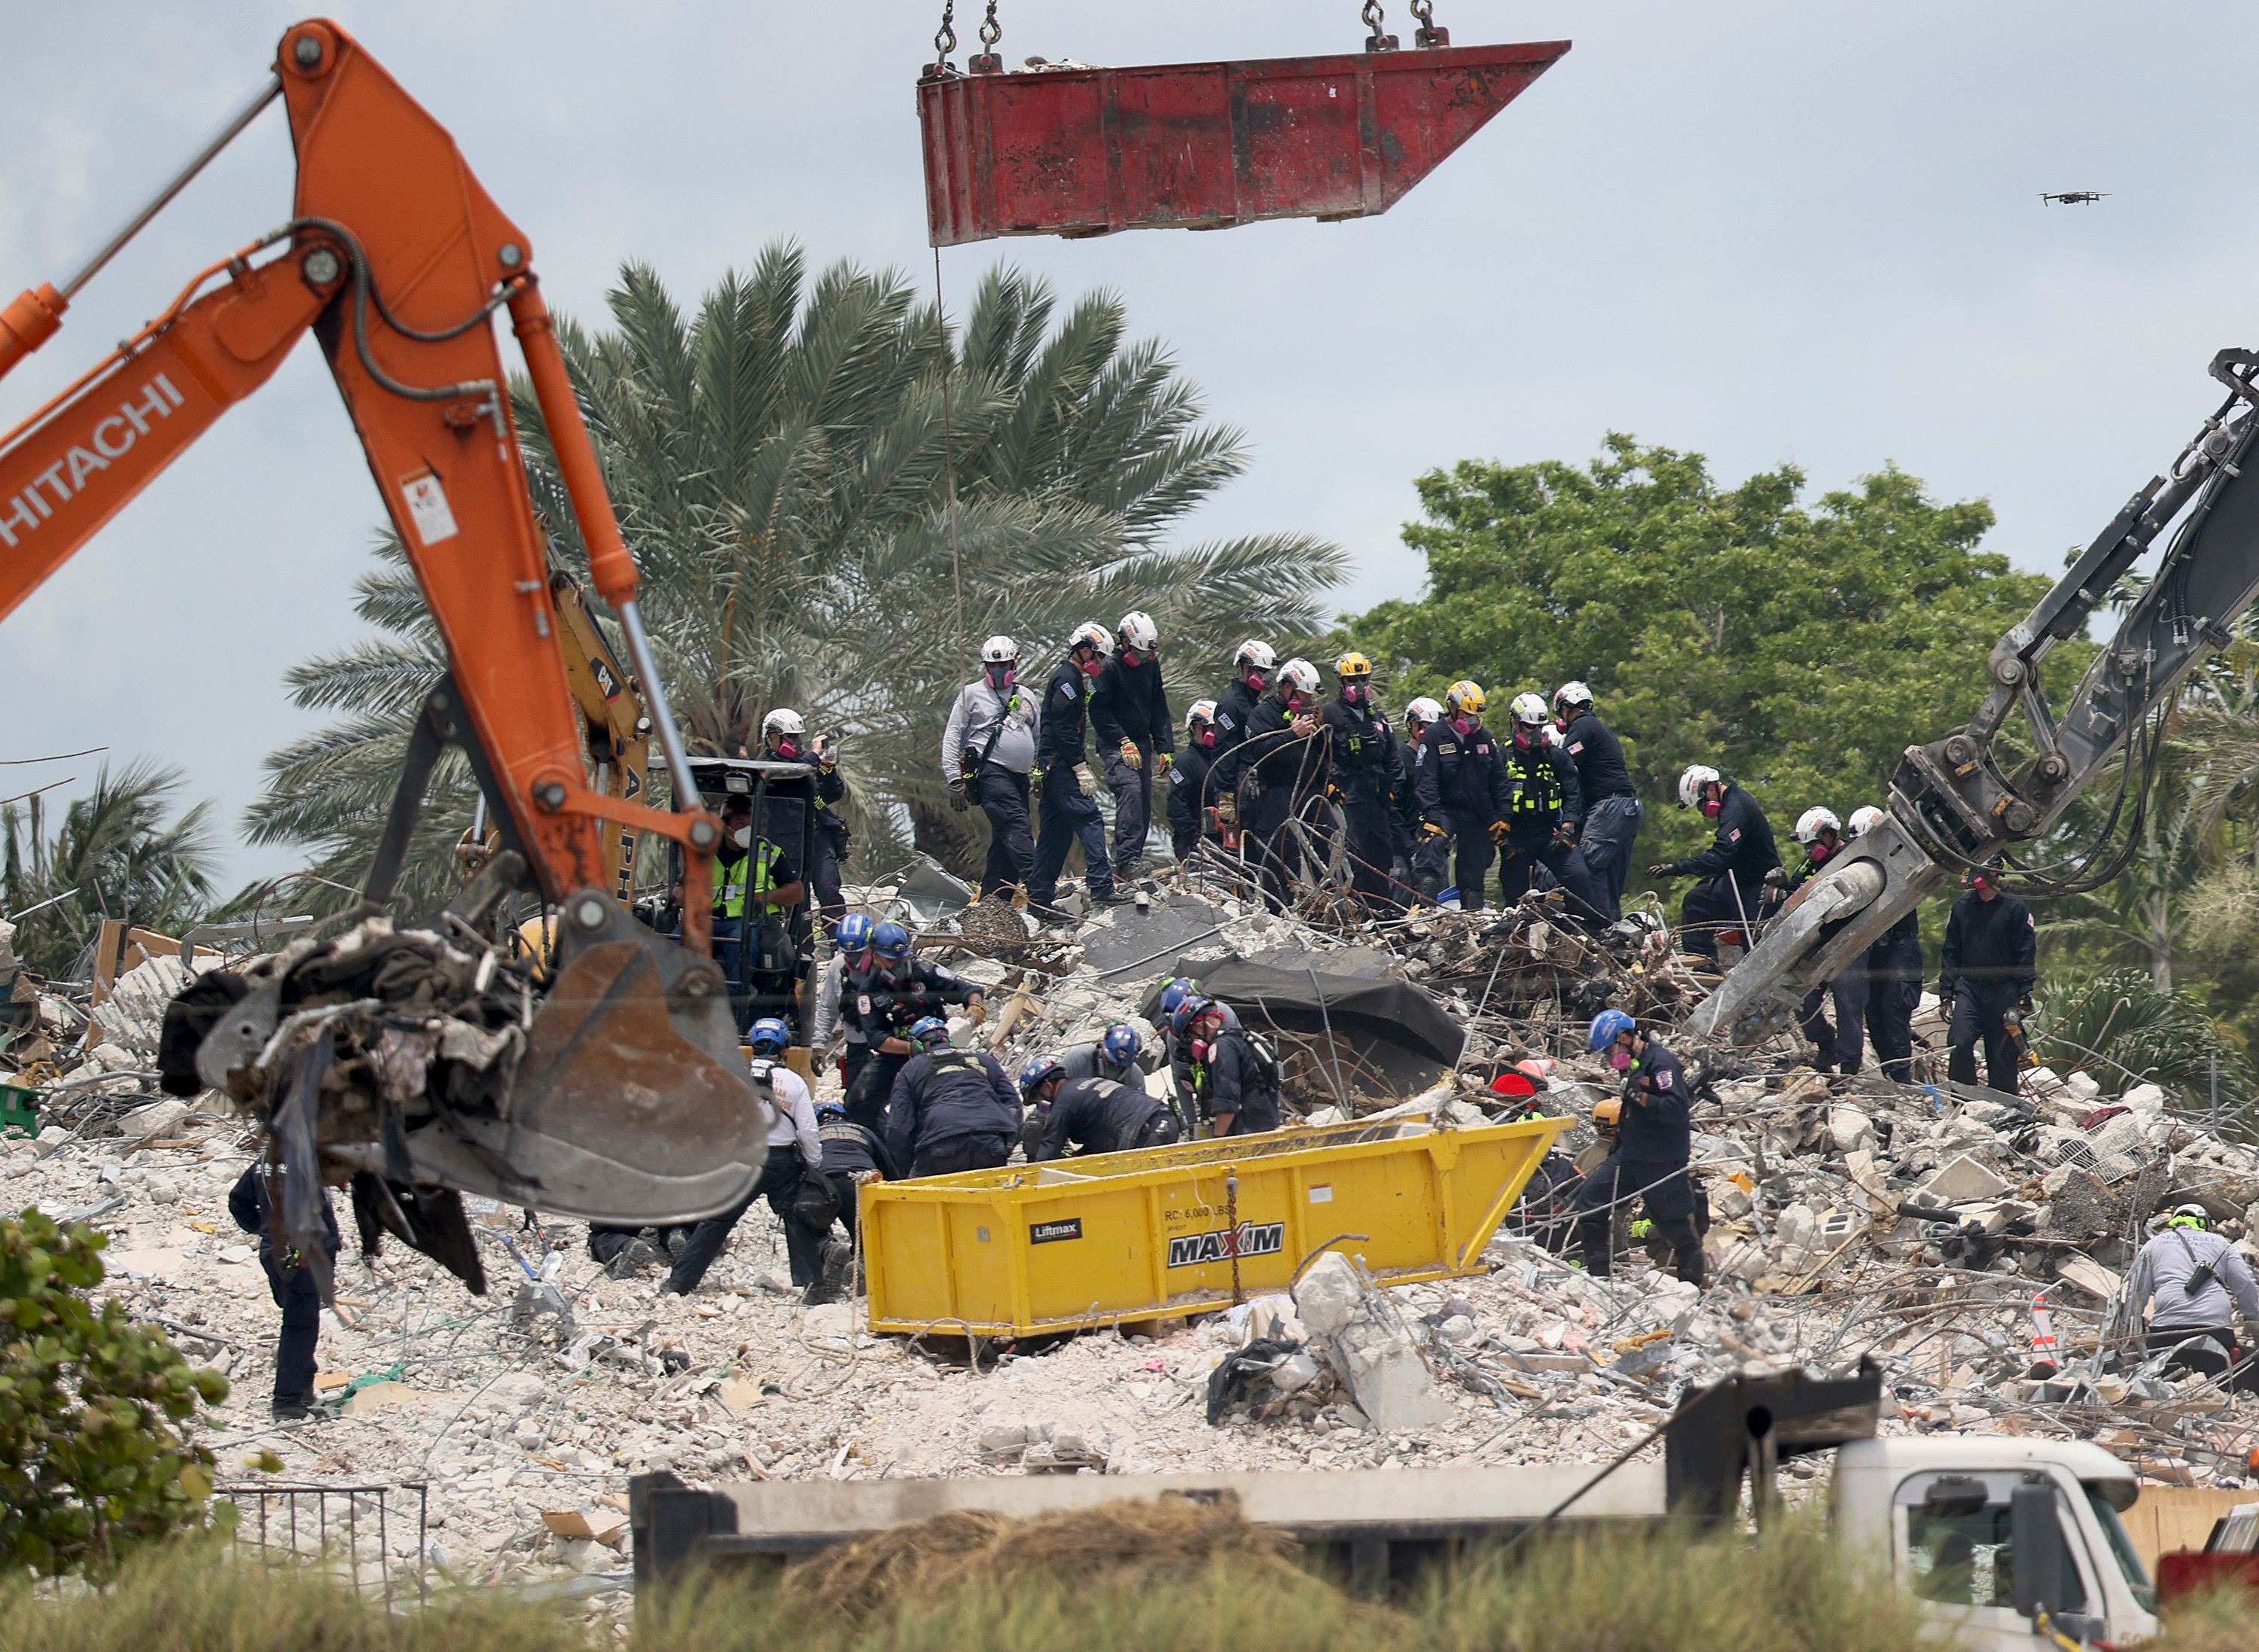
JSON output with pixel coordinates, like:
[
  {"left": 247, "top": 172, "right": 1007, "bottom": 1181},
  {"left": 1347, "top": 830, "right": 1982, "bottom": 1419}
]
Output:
[
  {"left": 940, "top": 678, "right": 1040, "bottom": 779},
  {"left": 2129, "top": 1227, "right": 2259, "bottom": 1333}
]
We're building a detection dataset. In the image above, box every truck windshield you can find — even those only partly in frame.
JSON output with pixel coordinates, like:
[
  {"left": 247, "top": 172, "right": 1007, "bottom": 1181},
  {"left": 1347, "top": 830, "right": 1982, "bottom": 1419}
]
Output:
[{"left": 2084, "top": 1485, "right": 2157, "bottom": 1614}]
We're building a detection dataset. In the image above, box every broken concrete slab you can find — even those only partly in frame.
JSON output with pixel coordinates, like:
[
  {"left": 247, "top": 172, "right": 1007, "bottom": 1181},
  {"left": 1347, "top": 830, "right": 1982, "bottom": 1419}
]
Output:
[{"left": 1919, "top": 1154, "right": 2011, "bottom": 1204}]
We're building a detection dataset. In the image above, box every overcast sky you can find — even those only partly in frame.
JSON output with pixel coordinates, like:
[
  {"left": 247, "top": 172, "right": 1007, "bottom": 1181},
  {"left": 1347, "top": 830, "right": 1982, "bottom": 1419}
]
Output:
[{"left": 5, "top": 1, "right": 2257, "bottom": 890}]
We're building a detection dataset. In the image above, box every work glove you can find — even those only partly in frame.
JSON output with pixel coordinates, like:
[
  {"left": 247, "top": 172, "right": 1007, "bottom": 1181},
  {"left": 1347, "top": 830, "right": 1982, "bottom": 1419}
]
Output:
[
  {"left": 966, "top": 995, "right": 988, "bottom": 1026},
  {"left": 947, "top": 779, "right": 970, "bottom": 813},
  {"left": 1216, "top": 797, "right": 1239, "bottom": 826},
  {"left": 1551, "top": 824, "right": 1578, "bottom": 852},
  {"left": 1629, "top": 1218, "right": 1654, "bottom": 1240},
  {"left": 1075, "top": 763, "right": 1098, "bottom": 796},
  {"left": 1120, "top": 739, "right": 1143, "bottom": 770},
  {"left": 1326, "top": 783, "right": 1346, "bottom": 804},
  {"left": 1489, "top": 819, "right": 1513, "bottom": 846},
  {"left": 1419, "top": 821, "right": 1450, "bottom": 842},
  {"left": 1155, "top": 751, "right": 1173, "bottom": 774},
  {"left": 1763, "top": 866, "right": 1789, "bottom": 890}
]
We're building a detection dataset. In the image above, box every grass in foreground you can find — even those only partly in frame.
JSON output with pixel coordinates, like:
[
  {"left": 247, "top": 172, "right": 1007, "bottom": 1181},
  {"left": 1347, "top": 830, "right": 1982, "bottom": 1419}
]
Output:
[{"left": 0, "top": 1498, "right": 2239, "bottom": 1652}]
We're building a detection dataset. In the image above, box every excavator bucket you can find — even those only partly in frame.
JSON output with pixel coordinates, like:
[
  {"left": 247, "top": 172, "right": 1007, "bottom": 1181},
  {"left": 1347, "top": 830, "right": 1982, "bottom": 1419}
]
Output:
[{"left": 918, "top": 39, "right": 1569, "bottom": 246}]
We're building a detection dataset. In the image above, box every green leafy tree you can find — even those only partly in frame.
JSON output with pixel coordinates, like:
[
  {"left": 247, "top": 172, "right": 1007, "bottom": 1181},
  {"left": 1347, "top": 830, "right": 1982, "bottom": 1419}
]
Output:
[
  {"left": 251, "top": 248, "right": 1343, "bottom": 902},
  {"left": 0, "top": 1209, "right": 231, "bottom": 1577},
  {"left": 2032, "top": 965, "right": 2251, "bottom": 1120},
  {"left": 0, "top": 761, "right": 219, "bottom": 978},
  {"left": 1335, "top": 435, "right": 2069, "bottom": 889}
]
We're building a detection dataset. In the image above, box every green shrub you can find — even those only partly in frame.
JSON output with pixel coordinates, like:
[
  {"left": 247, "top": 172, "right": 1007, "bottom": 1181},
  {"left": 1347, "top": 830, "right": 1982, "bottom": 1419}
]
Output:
[{"left": 0, "top": 1209, "right": 231, "bottom": 1578}]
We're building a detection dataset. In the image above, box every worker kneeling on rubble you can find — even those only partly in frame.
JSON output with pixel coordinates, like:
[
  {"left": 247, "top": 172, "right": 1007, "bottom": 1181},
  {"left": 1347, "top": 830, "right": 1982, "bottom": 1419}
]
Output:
[
  {"left": 1176, "top": 995, "right": 1281, "bottom": 1138},
  {"left": 886, "top": 1016, "right": 1023, "bottom": 1178},
  {"left": 1939, "top": 865, "right": 2035, "bottom": 1097},
  {"left": 1576, "top": 1010, "right": 1703, "bottom": 1286},
  {"left": 666, "top": 1018, "right": 824, "bottom": 1297},
  {"left": 2127, "top": 1205, "right": 2259, "bottom": 1390},
  {"left": 1024, "top": 1058, "right": 1182, "bottom": 1160},
  {"left": 1649, "top": 765, "right": 1779, "bottom": 965}
]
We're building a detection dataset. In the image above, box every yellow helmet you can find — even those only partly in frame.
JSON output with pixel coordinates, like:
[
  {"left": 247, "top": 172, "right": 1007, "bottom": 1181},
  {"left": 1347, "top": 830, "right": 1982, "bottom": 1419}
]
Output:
[
  {"left": 1593, "top": 1095, "right": 1622, "bottom": 1130},
  {"left": 1445, "top": 680, "right": 1486, "bottom": 717},
  {"left": 1334, "top": 651, "right": 1373, "bottom": 681}
]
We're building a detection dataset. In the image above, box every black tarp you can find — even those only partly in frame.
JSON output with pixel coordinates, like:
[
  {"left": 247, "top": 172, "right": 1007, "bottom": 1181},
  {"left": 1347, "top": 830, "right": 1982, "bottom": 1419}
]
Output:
[{"left": 1140, "top": 953, "right": 1467, "bottom": 1090}]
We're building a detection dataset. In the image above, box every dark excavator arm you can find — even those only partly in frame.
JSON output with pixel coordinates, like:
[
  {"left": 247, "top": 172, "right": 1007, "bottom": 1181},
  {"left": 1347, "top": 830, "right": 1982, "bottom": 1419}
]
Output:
[{"left": 1696, "top": 350, "right": 2259, "bottom": 1045}]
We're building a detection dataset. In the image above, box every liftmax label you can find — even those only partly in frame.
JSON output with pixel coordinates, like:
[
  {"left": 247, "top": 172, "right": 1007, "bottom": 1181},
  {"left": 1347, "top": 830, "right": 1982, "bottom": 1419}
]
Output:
[{"left": 1166, "top": 1221, "right": 1285, "bottom": 1269}]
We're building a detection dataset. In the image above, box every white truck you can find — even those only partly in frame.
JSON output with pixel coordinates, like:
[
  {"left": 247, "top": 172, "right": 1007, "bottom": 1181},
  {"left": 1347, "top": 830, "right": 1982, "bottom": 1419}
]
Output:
[{"left": 633, "top": 1363, "right": 2163, "bottom": 1648}]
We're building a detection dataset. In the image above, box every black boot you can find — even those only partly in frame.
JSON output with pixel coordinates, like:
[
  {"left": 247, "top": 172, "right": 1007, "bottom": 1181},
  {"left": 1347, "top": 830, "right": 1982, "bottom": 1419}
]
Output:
[{"left": 1673, "top": 1243, "right": 1706, "bottom": 1289}]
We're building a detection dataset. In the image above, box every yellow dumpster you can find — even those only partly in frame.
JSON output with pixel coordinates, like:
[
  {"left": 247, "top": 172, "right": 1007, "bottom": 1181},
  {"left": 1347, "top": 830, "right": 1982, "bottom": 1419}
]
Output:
[{"left": 860, "top": 1114, "right": 1569, "bottom": 1339}]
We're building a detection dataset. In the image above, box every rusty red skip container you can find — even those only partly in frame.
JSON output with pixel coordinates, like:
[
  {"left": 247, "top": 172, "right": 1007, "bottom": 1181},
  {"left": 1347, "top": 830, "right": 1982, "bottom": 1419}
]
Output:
[{"left": 918, "top": 40, "right": 1570, "bottom": 248}]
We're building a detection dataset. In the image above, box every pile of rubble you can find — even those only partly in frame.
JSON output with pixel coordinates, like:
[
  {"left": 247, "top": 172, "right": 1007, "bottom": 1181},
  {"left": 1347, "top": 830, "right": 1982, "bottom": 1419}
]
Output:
[{"left": 9, "top": 873, "right": 2258, "bottom": 1605}]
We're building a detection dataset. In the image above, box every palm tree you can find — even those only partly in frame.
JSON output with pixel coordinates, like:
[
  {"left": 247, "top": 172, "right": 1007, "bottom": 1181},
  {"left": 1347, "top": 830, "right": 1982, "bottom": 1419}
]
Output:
[
  {"left": 248, "top": 245, "right": 1344, "bottom": 903},
  {"left": 0, "top": 761, "right": 219, "bottom": 978}
]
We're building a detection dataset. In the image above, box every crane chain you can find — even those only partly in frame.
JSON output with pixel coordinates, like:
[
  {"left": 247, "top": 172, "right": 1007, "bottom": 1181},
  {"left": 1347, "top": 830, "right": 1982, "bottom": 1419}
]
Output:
[
  {"left": 1361, "top": 2, "right": 1398, "bottom": 52},
  {"left": 1410, "top": 0, "right": 1449, "bottom": 47},
  {"left": 934, "top": 1, "right": 956, "bottom": 59}
]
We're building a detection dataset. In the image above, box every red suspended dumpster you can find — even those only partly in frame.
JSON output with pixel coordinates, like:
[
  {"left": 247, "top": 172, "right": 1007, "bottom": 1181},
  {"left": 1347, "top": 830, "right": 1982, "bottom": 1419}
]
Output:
[{"left": 918, "top": 39, "right": 1570, "bottom": 247}]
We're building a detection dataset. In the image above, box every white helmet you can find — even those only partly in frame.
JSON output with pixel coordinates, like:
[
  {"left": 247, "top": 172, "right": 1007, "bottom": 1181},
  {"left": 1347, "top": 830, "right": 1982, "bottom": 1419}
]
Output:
[
  {"left": 1553, "top": 681, "right": 1594, "bottom": 715},
  {"left": 1793, "top": 806, "right": 1841, "bottom": 845},
  {"left": 1119, "top": 611, "right": 1159, "bottom": 652},
  {"left": 1068, "top": 620, "right": 1111, "bottom": 654},
  {"left": 1508, "top": 691, "right": 1550, "bottom": 727},
  {"left": 1279, "top": 658, "right": 1322, "bottom": 696},
  {"left": 1677, "top": 764, "right": 1721, "bottom": 809},
  {"left": 1234, "top": 639, "right": 1277, "bottom": 672},
  {"left": 1406, "top": 696, "right": 1444, "bottom": 727},
  {"left": 761, "top": 707, "right": 804, "bottom": 739},
  {"left": 1185, "top": 698, "right": 1218, "bottom": 735},
  {"left": 1846, "top": 805, "right": 1886, "bottom": 838},
  {"left": 980, "top": 635, "right": 1018, "bottom": 664}
]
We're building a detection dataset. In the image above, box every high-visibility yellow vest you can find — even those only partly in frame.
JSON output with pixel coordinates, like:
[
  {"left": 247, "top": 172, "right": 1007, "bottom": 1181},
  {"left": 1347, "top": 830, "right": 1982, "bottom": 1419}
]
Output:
[{"left": 718, "top": 840, "right": 784, "bottom": 918}]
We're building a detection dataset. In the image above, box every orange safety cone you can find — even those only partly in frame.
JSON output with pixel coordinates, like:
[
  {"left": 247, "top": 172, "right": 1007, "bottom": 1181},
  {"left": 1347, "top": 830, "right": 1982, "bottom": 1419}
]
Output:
[{"left": 2027, "top": 1294, "right": 2059, "bottom": 1379}]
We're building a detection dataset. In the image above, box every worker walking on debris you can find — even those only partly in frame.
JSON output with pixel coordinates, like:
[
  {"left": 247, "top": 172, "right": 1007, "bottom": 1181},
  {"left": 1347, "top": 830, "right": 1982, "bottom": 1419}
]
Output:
[
  {"left": 1782, "top": 807, "right": 1867, "bottom": 1075},
  {"left": 1216, "top": 658, "right": 1331, "bottom": 912},
  {"left": 1027, "top": 1061, "right": 1183, "bottom": 1160},
  {"left": 1322, "top": 652, "right": 1408, "bottom": 910},
  {"left": 943, "top": 636, "right": 1042, "bottom": 903},
  {"left": 227, "top": 1157, "right": 340, "bottom": 1422},
  {"left": 1551, "top": 683, "right": 1642, "bottom": 922},
  {"left": 663, "top": 1019, "right": 824, "bottom": 1296},
  {"left": 1177, "top": 996, "right": 1281, "bottom": 1138},
  {"left": 1091, "top": 611, "right": 1174, "bottom": 882},
  {"left": 1575, "top": 1010, "right": 1703, "bottom": 1286},
  {"left": 1411, "top": 681, "right": 1511, "bottom": 909},
  {"left": 2126, "top": 1205, "right": 2259, "bottom": 1390},
  {"left": 886, "top": 1016, "right": 1023, "bottom": 1177},
  {"left": 760, "top": 709, "right": 847, "bottom": 926},
  {"left": 1648, "top": 765, "right": 1779, "bottom": 965},
  {"left": 1846, "top": 806, "right": 1925, "bottom": 1082},
  {"left": 1938, "top": 866, "right": 2035, "bottom": 1096},
  {"left": 839, "top": 921, "right": 986, "bottom": 1126},
  {"left": 1209, "top": 639, "right": 1276, "bottom": 770},
  {"left": 1169, "top": 700, "right": 1220, "bottom": 863},
  {"left": 1028, "top": 622, "right": 1130, "bottom": 920},
  {"left": 1495, "top": 692, "right": 1600, "bottom": 922}
]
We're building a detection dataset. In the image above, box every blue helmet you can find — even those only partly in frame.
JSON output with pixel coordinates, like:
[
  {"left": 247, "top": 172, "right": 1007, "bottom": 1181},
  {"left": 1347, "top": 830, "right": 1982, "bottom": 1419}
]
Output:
[
  {"left": 815, "top": 1099, "right": 847, "bottom": 1120},
  {"left": 872, "top": 920, "right": 913, "bottom": 962},
  {"left": 1169, "top": 995, "right": 1212, "bottom": 1039},
  {"left": 1588, "top": 1008, "right": 1636, "bottom": 1052},
  {"left": 1100, "top": 1022, "right": 1140, "bottom": 1068},
  {"left": 837, "top": 913, "right": 874, "bottom": 955},
  {"left": 1018, "top": 1054, "right": 1065, "bottom": 1101},
  {"left": 1157, "top": 977, "right": 1199, "bottom": 1019},
  {"left": 908, "top": 1015, "right": 950, "bottom": 1048},
  {"left": 748, "top": 1017, "right": 791, "bottom": 1057}
]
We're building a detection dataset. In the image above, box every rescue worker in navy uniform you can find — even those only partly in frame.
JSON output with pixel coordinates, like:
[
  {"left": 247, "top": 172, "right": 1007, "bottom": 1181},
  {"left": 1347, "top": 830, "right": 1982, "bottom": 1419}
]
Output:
[
  {"left": 1939, "top": 865, "right": 2035, "bottom": 1096},
  {"left": 1027, "top": 621, "right": 1129, "bottom": 919},
  {"left": 1207, "top": 639, "right": 1276, "bottom": 776},
  {"left": 1550, "top": 682, "right": 1642, "bottom": 922},
  {"left": 886, "top": 1017, "right": 1024, "bottom": 1178},
  {"left": 1023, "top": 1060, "right": 1183, "bottom": 1160},
  {"left": 227, "top": 1159, "right": 340, "bottom": 1420},
  {"left": 811, "top": 911, "right": 878, "bottom": 1099},
  {"left": 1167, "top": 700, "right": 1220, "bottom": 864},
  {"left": 1154, "top": 977, "right": 1202, "bottom": 1132},
  {"left": 840, "top": 921, "right": 985, "bottom": 1126},
  {"left": 1411, "top": 681, "right": 1511, "bottom": 909},
  {"left": 1575, "top": 1010, "right": 1703, "bottom": 1286},
  {"left": 1847, "top": 806, "right": 1924, "bottom": 1081},
  {"left": 941, "top": 635, "right": 1041, "bottom": 901},
  {"left": 1495, "top": 691, "right": 1600, "bottom": 921},
  {"left": 1215, "top": 659, "right": 1331, "bottom": 913},
  {"left": 758, "top": 708, "right": 846, "bottom": 926},
  {"left": 1394, "top": 696, "right": 1443, "bottom": 893},
  {"left": 1176, "top": 996, "right": 1281, "bottom": 1138},
  {"left": 1648, "top": 764, "right": 1779, "bottom": 965},
  {"left": 1090, "top": 610, "right": 1174, "bottom": 882},
  {"left": 1781, "top": 806, "right": 1867, "bottom": 1074},
  {"left": 1322, "top": 652, "right": 1407, "bottom": 910},
  {"left": 795, "top": 1099, "right": 897, "bottom": 1304}
]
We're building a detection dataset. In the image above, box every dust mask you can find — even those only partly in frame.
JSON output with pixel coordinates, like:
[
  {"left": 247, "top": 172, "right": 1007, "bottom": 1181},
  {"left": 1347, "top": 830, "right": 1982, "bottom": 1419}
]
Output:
[
  {"left": 1344, "top": 682, "right": 1368, "bottom": 706},
  {"left": 1701, "top": 798, "right": 1723, "bottom": 820},
  {"left": 730, "top": 826, "right": 752, "bottom": 849},
  {"left": 1245, "top": 671, "right": 1267, "bottom": 693},
  {"left": 1079, "top": 656, "right": 1105, "bottom": 678},
  {"left": 1450, "top": 715, "right": 1476, "bottom": 738},
  {"left": 774, "top": 739, "right": 799, "bottom": 760},
  {"left": 1608, "top": 1050, "right": 1631, "bottom": 1071},
  {"left": 986, "top": 664, "right": 1016, "bottom": 690}
]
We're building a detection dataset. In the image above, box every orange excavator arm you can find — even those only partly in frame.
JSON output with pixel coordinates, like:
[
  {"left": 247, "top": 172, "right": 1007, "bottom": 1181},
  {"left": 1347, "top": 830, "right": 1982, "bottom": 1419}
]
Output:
[{"left": 0, "top": 20, "right": 772, "bottom": 1241}]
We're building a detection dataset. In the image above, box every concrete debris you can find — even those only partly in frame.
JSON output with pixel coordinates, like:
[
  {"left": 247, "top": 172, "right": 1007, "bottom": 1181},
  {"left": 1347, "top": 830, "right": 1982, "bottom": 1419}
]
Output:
[{"left": 11, "top": 868, "right": 2259, "bottom": 1606}]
